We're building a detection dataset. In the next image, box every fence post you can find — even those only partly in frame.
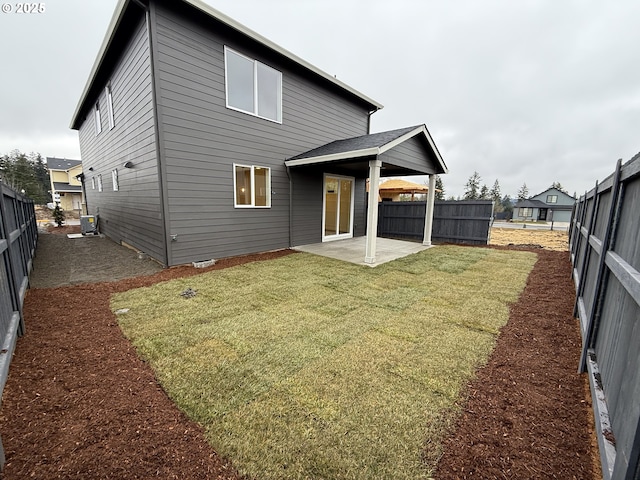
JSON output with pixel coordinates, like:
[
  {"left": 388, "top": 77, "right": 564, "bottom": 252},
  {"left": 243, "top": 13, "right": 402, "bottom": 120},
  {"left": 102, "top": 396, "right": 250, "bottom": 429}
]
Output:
[
  {"left": 578, "top": 159, "right": 623, "bottom": 373},
  {"left": 573, "top": 181, "right": 599, "bottom": 319}
]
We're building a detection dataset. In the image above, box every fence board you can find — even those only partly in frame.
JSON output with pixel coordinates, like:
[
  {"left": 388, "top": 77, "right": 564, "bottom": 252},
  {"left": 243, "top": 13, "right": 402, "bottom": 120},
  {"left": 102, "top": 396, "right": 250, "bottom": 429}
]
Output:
[
  {"left": 570, "top": 153, "right": 640, "bottom": 480},
  {"left": 0, "top": 182, "right": 37, "bottom": 470},
  {"left": 378, "top": 200, "right": 494, "bottom": 245}
]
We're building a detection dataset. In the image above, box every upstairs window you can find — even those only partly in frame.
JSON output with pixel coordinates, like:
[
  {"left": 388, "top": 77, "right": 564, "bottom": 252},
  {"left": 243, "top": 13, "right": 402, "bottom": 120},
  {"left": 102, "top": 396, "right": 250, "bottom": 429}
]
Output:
[
  {"left": 546, "top": 195, "right": 558, "bottom": 203},
  {"left": 225, "top": 47, "right": 282, "bottom": 123},
  {"left": 106, "top": 85, "right": 115, "bottom": 129},
  {"left": 234, "top": 164, "right": 271, "bottom": 208},
  {"left": 97, "top": 174, "right": 103, "bottom": 192},
  {"left": 95, "top": 102, "right": 102, "bottom": 135},
  {"left": 91, "top": 176, "right": 96, "bottom": 190},
  {"left": 112, "top": 169, "right": 119, "bottom": 191}
]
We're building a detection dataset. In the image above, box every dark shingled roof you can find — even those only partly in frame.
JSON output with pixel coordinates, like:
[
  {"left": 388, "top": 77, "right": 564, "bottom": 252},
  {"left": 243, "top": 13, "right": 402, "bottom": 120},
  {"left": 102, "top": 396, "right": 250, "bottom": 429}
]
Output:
[
  {"left": 514, "top": 199, "right": 549, "bottom": 208},
  {"left": 53, "top": 182, "right": 82, "bottom": 192},
  {"left": 47, "top": 157, "right": 82, "bottom": 170},
  {"left": 288, "top": 126, "right": 420, "bottom": 161}
]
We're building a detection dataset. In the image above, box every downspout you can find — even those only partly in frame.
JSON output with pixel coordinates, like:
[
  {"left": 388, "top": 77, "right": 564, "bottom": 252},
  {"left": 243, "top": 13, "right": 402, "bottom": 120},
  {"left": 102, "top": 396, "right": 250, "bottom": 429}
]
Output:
[
  {"left": 145, "top": 2, "right": 172, "bottom": 267},
  {"left": 367, "top": 109, "right": 376, "bottom": 134}
]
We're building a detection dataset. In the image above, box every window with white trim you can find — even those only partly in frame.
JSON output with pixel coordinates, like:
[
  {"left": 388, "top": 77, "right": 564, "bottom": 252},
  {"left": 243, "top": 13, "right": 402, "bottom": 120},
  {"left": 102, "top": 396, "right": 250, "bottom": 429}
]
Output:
[
  {"left": 97, "top": 174, "right": 103, "bottom": 192},
  {"left": 519, "top": 207, "right": 532, "bottom": 217},
  {"left": 91, "top": 176, "right": 96, "bottom": 190},
  {"left": 112, "top": 169, "right": 119, "bottom": 191},
  {"left": 106, "top": 85, "right": 115, "bottom": 130},
  {"left": 233, "top": 164, "right": 271, "bottom": 208},
  {"left": 95, "top": 102, "right": 102, "bottom": 135},
  {"left": 546, "top": 195, "right": 558, "bottom": 204},
  {"left": 225, "top": 47, "right": 282, "bottom": 123}
]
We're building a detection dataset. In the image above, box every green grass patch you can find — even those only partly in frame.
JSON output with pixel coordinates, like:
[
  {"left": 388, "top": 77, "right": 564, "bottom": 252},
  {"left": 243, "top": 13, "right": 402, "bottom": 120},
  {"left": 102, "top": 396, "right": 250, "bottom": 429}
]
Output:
[{"left": 113, "top": 246, "right": 536, "bottom": 479}]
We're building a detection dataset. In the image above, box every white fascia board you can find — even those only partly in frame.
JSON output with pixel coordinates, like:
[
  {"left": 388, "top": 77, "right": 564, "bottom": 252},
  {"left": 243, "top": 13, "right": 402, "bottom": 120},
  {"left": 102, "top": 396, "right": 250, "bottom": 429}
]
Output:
[
  {"left": 70, "top": 0, "right": 128, "bottom": 129},
  {"left": 187, "top": 0, "right": 383, "bottom": 111},
  {"left": 71, "top": 0, "right": 383, "bottom": 129},
  {"left": 285, "top": 147, "right": 379, "bottom": 167},
  {"left": 378, "top": 125, "right": 449, "bottom": 174}
]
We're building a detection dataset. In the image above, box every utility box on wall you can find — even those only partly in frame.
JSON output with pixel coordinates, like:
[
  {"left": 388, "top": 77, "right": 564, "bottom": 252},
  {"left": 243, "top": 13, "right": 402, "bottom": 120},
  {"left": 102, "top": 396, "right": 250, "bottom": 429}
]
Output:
[{"left": 80, "top": 215, "right": 97, "bottom": 235}]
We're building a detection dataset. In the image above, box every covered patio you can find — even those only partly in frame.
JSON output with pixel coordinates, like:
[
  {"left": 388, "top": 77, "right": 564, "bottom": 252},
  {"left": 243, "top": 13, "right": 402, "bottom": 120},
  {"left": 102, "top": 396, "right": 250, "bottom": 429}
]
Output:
[
  {"left": 293, "top": 236, "right": 432, "bottom": 267},
  {"left": 286, "top": 125, "right": 448, "bottom": 264}
]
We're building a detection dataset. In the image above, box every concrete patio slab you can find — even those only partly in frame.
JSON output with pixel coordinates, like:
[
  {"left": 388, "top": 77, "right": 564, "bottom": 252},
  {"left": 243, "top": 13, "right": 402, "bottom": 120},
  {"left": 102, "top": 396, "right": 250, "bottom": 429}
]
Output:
[{"left": 293, "top": 236, "right": 432, "bottom": 267}]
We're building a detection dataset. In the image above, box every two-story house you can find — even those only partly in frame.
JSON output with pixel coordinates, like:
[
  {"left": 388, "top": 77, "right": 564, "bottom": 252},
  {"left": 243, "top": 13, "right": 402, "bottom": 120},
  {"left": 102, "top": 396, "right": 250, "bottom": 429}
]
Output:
[
  {"left": 46, "top": 157, "right": 84, "bottom": 214},
  {"left": 513, "top": 187, "right": 575, "bottom": 223},
  {"left": 70, "top": 0, "right": 447, "bottom": 266}
]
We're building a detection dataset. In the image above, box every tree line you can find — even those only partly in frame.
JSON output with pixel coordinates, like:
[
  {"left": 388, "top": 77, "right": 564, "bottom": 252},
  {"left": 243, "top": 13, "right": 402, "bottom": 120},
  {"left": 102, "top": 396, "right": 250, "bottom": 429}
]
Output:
[
  {"left": 433, "top": 172, "right": 569, "bottom": 214},
  {"left": 0, "top": 150, "right": 51, "bottom": 204}
]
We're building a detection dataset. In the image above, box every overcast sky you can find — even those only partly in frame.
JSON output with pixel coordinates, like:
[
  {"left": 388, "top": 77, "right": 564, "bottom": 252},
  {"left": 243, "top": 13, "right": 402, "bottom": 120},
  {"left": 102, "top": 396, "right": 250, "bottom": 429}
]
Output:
[{"left": 1, "top": 0, "right": 639, "bottom": 198}]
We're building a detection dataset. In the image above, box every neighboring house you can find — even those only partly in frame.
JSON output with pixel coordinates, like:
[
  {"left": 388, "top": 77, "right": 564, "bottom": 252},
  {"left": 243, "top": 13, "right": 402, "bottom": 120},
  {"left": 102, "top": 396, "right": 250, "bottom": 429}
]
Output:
[
  {"left": 46, "top": 157, "right": 84, "bottom": 213},
  {"left": 376, "top": 179, "right": 429, "bottom": 202},
  {"left": 70, "top": 0, "right": 447, "bottom": 266},
  {"left": 513, "top": 187, "right": 575, "bottom": 223}
]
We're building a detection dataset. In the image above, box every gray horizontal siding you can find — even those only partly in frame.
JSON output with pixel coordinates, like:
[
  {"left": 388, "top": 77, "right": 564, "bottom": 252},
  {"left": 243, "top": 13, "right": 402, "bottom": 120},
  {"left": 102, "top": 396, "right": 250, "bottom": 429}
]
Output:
[
  {"left": 152, "top": 1, "right": 371, "bottom": 264},
  {"left": 77, "top": 15, "right": 165, "bottom": 263},
  {"left": 379, "top": 135, "right": 439, "bottom": 175}
]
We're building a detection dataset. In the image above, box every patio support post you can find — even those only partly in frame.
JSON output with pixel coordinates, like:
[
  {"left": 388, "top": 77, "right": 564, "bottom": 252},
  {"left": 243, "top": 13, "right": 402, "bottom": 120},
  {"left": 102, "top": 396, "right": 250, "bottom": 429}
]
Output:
[
  {"left": 365, "top": 159, "right": 382, "bottom": 264},
  {"left": 423, "top": 174, "right": 436, "bottom": 246}
]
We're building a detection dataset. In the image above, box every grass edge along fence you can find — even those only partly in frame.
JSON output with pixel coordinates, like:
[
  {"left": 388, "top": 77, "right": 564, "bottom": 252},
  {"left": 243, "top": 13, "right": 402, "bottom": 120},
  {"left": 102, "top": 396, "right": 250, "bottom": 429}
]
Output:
[
  {"left": 0, "top": 182, "right": 37, "bottom": 469},
  {"left": 378, "top": 200, "right": 494, "bottom": 245},
  {"left": 569, "top": 152, "right": 640, "bottom": 480}
]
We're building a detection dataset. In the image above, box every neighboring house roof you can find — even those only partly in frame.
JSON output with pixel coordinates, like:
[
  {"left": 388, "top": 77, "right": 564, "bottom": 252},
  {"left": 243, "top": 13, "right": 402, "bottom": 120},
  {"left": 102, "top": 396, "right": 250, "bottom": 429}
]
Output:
[
  {"left": 532, "top": 187, "right": 576, "bottom": 200},
  {"left": 514, "top": 199, "right": 548, "bottom": 208},
  {"left": 47, "top": 157, "right": 82, "bottom": 170},
  {"left": 70, "top": 0, "right": 383, "bottom": 130},
  {"left": 379, "top": 179, "right": 428, "bottom": 193},
  {"left": 52, "top": 182, "right": 82, "bottom": 193},
  {"left": 285, "top": 125, "right": 448, "bottom": 174}
]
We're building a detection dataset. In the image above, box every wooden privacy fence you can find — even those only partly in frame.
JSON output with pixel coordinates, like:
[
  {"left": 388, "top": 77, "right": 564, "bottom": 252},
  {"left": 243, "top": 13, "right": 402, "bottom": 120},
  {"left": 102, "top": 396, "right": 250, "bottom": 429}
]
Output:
[
  {"left": 377, "top": 200, "right": 494, "bottom": 245},
  {"left": 0, "top": 182, "right": 37, "bottom": 468},
  {"left": 570, "top": 153, "right": 640, "bottom": 480}
]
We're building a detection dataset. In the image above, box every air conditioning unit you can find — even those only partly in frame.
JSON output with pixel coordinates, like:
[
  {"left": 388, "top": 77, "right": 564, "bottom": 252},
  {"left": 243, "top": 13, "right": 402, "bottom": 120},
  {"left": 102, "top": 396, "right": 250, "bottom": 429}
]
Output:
[{"left": 80, "top": 215, "right": 97, "bottom": 235}]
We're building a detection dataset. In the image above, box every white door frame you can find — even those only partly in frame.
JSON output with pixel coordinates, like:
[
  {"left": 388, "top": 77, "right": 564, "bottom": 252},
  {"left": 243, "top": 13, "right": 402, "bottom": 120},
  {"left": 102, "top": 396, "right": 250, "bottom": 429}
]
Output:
[{"left": 322, "top": 173, "right": 355, "bottom": 242}]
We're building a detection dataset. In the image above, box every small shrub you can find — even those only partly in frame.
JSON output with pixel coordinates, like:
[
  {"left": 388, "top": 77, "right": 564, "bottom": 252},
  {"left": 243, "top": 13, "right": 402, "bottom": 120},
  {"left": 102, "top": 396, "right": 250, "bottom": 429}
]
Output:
[{"left": 53, "top": 204, "right": 65, "bottom": 227}]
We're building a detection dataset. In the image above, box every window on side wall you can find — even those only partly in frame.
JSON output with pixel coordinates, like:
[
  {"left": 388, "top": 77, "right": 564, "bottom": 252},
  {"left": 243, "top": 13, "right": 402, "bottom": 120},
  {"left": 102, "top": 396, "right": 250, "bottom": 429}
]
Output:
[
  {"left": 106, "top": 85, "right": 115, "bottom": 130},
  {"left": 546, "top": 195, "right": 557, "bottom": 204},
  {"left": 98, "top": 174, "right": 103, "bottom": 192},
  {"left": 91, "top": 176, "right": 96, "bottom": 190},
  {"left": 95, "top": 102, "right": 102, "bottom": 135},
  {"left": 234, "top": 164, "right": 271, "bottom": 208},
  {"left": 225, "top": 46, "right": 282, "bottom": 123},
  {"left": 112, "top": 169, "right": 119, "bottom": 191}
]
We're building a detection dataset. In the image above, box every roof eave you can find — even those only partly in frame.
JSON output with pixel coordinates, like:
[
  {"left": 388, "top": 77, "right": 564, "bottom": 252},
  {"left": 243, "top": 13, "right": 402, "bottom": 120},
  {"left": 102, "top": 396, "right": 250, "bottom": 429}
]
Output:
[
  {"left": 70, "top": 0, "right": 383, "bottom": 130},
  {"left": 285, "top": 147, "right": 379, "bottom": 167}
]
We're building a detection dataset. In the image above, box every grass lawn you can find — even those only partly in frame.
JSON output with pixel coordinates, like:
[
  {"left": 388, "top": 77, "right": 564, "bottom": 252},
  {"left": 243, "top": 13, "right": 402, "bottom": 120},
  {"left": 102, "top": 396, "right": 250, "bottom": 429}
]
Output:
[{"left": 112, "top": 245, "right": 536, "bottom": 479}]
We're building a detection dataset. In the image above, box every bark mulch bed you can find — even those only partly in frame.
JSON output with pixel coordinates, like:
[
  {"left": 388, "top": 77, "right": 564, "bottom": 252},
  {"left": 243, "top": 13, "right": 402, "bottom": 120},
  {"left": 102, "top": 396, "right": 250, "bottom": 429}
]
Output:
[{"left": 0, "top": 230, "right": 600, "bottom": 479}]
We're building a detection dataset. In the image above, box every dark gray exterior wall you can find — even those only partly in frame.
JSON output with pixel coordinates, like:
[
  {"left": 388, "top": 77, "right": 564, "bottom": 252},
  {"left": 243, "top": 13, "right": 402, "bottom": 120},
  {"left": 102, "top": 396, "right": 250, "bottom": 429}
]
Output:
[
  {"left": 379, "top": 135, "right": 439, "bottom": 175},
  {"left": 151, "top": 1, "right": 371, "bottom": 265},
  {"left": 77, "top": 14, "right": 166, "bottom": 264},
  {"left": 290, "top": 169, "right": 366, "bottom": 247}
]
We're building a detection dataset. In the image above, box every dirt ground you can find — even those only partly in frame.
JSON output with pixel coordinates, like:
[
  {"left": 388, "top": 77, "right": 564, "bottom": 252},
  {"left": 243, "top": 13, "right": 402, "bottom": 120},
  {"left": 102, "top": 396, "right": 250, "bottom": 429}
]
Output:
[
  {"left": 490, "top": 226, "right": 570, "bottom": 251},
  {"left": 0, "top": 228, "right": 600, "bottom": 479}
]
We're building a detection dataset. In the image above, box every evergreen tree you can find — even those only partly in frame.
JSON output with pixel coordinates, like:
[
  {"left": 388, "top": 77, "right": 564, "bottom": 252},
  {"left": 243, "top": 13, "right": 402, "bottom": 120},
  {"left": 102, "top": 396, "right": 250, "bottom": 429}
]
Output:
[
  {"left": 550, "top": 181, "right": 568, "bottom": 194},
  {"left": 53, "top": 204, "right": 65, "bottom": 227},
  {"left": 517, "top": 182, "right": 529, "bottom": 200},
  {"left": 489, "top": 179, "right": 503, "bottom": 212},
  {"left": 0, "top": 150, "right": 51, "bottom": 203},
  {"left": 463, "top": 171, "right": 482, "bottom": 200},
  {"left": 434, "top": 175, "right": 445, "bottom": 200},
  {"left": 479, "top": 184, "right": 489, "bottom": 200}
]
